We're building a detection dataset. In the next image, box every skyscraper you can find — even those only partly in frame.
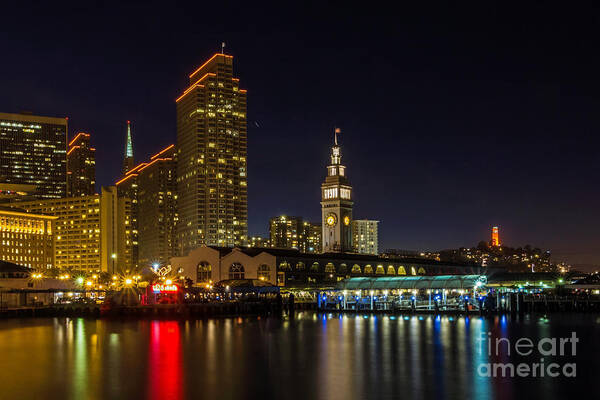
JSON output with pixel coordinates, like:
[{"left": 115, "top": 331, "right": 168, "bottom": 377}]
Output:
[
  {"left": 353, "top": 219, "right": 379, "bottom": 255},
  {"left": 0, "top": 112, "right": 67, "bottom": 198},
  {"left": 321, "top": 129, "right": 353, "bottom": 253},
  {"left": 67, "top": 132, "right": 96, "bottom": 196},
  {"left": 122, "top": 120, "right": 134, "bottom": 175},
  {"left": 491, "top": 226, "right": 500, "bottom": 247},
  {"left": 176, "top": 53, "right": 248, "bottom": 254},
  {"left": 137, "top": 144, "right": 178, "bottom": 267}
]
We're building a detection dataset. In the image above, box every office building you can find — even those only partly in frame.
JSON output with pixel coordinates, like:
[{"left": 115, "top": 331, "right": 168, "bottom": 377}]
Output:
[
  {"left": 14, "top": 187, "right": 131, "bottom": 273},
  {"left": 176, "top": 53, "right": 248, "bottom": 254},
  {"left": 137, "top": 145, "right": 178, "bottom": 267},
  {"left": 67, "top": 132, "right": 96, "bottom": 196},
  {"left": 0, "top": 207, "right": 56, "bottom": 270},
  {"left": 0, "top": 112, "right": 67, "bottom": 198},
  {"left": 352, "top": 220, "right": 379, "bottom": 255},
  {"left": 269, "top": 216, "right": 321, "bottom": 253}
]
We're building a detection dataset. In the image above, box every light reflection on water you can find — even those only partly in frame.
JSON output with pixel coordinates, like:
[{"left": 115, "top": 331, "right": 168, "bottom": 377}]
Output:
[{"left": 0, "top": 313, "right": 597, "bottom": 400}]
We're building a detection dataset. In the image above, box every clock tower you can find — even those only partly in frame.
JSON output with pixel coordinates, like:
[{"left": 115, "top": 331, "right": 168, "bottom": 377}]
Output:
[{"left": 321, "top": 129, "right": 353, "bottom": 253}]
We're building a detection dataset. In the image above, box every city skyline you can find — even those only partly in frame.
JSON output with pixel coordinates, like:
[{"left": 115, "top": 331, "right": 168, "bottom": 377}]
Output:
[{"left": 1, "top": 2, "right": 598, "bottom": 268}]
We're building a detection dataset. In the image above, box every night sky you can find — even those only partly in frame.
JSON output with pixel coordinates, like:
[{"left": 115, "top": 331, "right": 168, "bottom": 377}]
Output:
[{"left": 2, "top": 1, "right": 599, "bottom": 269}]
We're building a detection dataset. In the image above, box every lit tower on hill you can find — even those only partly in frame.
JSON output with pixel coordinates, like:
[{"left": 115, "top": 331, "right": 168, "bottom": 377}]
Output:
[{"left": 491, "top": 226, "right": 500, "bottom": 247}]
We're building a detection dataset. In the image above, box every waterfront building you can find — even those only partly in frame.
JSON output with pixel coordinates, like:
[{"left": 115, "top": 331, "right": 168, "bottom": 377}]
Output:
[
  {"left": 321, "top": 129, "right": 353, "bottom": 253},
  {"left": 67, "top": 132, "right": 96, "bottom": 196},
  {"left": 0, "top": 207, "right": 56, "bottom": 270},
  {"left": 137, "top": 145, "right": 178, "bottom": 267},
  {"left": 176, "top": 53, "right": 248, "bottom": 253},
  {"left": 0, "top": 112, "right": 68, "bottom": 198},
  {"left": 352, "top": 219, "right": 379, "bottom": 255},
  {"left": 248, "top": 236, "right": 270, "bottom": 248},
  {"left": 171, "top": 245, "right": 484, "bottom": 287},
  {"left": 14, "top": 187, "right": 131, "bottom": 273}
]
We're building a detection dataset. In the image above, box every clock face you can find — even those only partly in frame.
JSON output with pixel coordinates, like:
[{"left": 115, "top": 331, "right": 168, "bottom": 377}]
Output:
[
  {"left": 326, "top": 213, "right": 337, "bottom": 227},
  {"left": 344, "top": 216, "right": 350, "bottom": 226}
]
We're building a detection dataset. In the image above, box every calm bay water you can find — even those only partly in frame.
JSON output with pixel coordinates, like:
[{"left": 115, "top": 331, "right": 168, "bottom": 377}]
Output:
[{"left": 0, "top": 313, "right": 598, "bottom": 400}]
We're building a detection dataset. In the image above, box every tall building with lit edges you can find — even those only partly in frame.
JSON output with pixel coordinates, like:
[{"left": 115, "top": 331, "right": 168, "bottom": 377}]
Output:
[
  {"left": 136, "top": 145, "right": 178, "bottom": 267},
  {"left": 176, "top": 53, "right": 248, "bottom": 254},
  {"left": 67, "top": 132, "right": 96, "bottom": 196},
  {"left": 0, "top": 112, "right": 67, "bottom": 199},
  {"left": 321, "top": 129, "right": 353, "bottom": 253}
]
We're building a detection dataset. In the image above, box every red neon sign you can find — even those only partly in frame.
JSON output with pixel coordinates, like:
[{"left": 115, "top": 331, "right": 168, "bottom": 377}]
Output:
[{"left": 152, "top": 284, "right": 178, "bottom": 293}]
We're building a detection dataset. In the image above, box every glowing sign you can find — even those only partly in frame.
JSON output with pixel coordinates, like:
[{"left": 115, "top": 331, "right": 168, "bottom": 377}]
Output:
[{"left": 152, "top": 284, "right": 178, "bottom": 293}]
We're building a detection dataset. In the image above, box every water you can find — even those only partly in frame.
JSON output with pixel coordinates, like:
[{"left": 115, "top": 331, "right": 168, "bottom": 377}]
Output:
[{"left": 0, "top": 313, "right": 598, "bottom": 400}]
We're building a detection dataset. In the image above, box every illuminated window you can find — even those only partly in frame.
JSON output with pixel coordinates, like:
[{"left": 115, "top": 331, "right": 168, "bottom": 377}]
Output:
[
  {"left": 258, "top": 264, "right": 270, "bottom": 281},
  {"left": 197, "top": 262, "right": 211, "bottom": 282},
  {"left": 229, "top": 263, "right": 245, "bottom": 279}
]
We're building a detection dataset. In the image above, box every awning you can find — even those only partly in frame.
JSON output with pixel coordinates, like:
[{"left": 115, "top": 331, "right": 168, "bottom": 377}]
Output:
[{"left": 334, "top": 275, "right": 486, "bottom": 290}]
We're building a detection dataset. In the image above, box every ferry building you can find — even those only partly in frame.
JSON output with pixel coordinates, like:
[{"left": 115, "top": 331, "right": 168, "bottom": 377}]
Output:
[{"left": 171, "top": 133, "right": 483, "bottom": 286}]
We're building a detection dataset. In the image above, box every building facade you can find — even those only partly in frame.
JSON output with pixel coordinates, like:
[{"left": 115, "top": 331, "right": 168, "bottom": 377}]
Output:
[
  {"left": 14, "top": 187, "right": 131, "bottom": 273},
  {"left": 137, "top": 145, "right": 178, "bottom": 267},
  {"left": 67, "top": 132, "right": 96, "bottom": 196},
  {"left": 0, "top": 112, "right": 68, "bottom": 198},
  {"left": 0, "top": 207, "right": 56, "bottom": 270},
  {"left": 170, "top": 246, "right": 486, "bottom": 287},
  {"left": 321, "top": 130, "right": 353, "bottom": 253},
  {"left": 352, "top": 220, "right": 379, "bottom": 255},
  {"left": 176, "top": 53, "right": 248, "bottom": 253}
]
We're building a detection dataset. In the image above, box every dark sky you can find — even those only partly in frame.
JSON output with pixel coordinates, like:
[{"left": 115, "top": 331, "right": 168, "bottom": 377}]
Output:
[{"left": 2, "top": 1, "right": 599, "bottom": 269}]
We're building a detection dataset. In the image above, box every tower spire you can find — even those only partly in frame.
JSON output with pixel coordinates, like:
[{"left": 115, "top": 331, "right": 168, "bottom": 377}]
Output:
[{"left": 122, "top": 120, "right": 134, "bottom": 174}]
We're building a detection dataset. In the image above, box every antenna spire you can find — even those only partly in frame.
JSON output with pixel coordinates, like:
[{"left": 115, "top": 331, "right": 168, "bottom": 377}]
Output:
[
  {"left": 334, "top": 127, "right": 340, "bottom": 146},
  {"left": 221, "top": 42, "right": 226, "bottom": 53}
]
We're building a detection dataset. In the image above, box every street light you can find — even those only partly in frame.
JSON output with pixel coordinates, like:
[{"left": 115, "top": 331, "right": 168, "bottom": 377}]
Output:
[{"left": 111, "top": 253, "right": 117, "bottom": 275}]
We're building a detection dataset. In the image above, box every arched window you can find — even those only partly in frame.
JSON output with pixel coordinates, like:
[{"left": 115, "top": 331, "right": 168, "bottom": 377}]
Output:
[
  {"left": 387, "top": 265, "right": 396, "bottom": 275},
  {"left": 229, "top": 263, "right": 245, "bottom": 279},
  {"left": 325, "top": 263, "right": 335, "bottom": 273},
  {"left": 364, "top": 265, "right": 373, "bottom": 274},
  {"left": 279, "top": 261, "right": 290, "bottom": 270},
  {"left": 258, "top": 264, "right": 270, "bottom": 281},
  {"left": 339, "top": 263, "right": 347, "bottom": 274},
  {"left": 296, "top": 262, "right": 305, "bottom": 270},
  {"left": 351, "top": 264, "right": 361, "bottom": 274},
  {"left": 397, "top": 266, "right": 406, "bottom": 275},
  {"left": 197, "top": 262, "right": 211, "bottom": 282},
  {"left": 411, "top": 266, "right": 417, "bottom": 276},
  {"left": 311, "top": 262, "right": 320, "bottom": 272},
  {"left": 417, "top": 267, "right": 426, "bottom": 275},
  {"left": 375, "top": 265, "right": 385, "bottom": 275}
]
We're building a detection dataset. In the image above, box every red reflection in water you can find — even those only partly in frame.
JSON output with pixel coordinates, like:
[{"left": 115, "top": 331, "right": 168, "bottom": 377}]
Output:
[{"left": 148, "top": 321, "right": 183, "bottom": 400}]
